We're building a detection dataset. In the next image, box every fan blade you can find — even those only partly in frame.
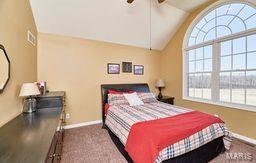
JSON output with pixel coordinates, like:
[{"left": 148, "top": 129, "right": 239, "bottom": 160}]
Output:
[
  {"left": 158, "top": 0, "right": 165, "bottom": 3},
  {"left": 127, "top": 0, "right": 134, "bottom": 3}
]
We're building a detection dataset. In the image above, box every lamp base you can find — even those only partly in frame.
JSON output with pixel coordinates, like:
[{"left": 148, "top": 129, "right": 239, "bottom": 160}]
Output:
[
  {"left": 158, "top": 87, "right": 163, "bottom": 99},
  {"left": 23, "top": 98, "right": 37, "bottom": 113}
]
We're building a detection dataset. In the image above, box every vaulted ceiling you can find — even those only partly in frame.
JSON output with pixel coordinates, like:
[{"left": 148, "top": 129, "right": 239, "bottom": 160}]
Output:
[{"left": 29, "top": 0, "right": 210, "bottom": 50}]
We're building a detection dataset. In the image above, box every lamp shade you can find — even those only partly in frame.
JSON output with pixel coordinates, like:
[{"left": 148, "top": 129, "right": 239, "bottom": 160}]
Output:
[
  {"left": 156, "top": 79, "right": 165, "bottom": 88},
  {"left": 19, "top": 83, "right": 40, "bottom": 97}
]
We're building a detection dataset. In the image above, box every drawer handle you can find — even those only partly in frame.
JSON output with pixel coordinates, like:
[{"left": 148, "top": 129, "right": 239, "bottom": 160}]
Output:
[
  {"left": 49, "top": 154, "right": 56, "bottom": 158},
  {"left": 49, "top": 153, "right": 61, "bottom": 158}
]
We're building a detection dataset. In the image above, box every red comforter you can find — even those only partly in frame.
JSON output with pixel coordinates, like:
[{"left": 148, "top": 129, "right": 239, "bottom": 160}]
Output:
[{"left": 125, "top": 111, "right": 223, "bottom": 163}]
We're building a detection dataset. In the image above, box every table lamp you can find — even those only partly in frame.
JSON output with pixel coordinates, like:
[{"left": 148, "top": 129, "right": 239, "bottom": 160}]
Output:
[
  {"left": 19, "top": 83, "right": 40, "bottom": 113},
  {"left": 156, "top": 79, "right": 165, "bottom": 99}
]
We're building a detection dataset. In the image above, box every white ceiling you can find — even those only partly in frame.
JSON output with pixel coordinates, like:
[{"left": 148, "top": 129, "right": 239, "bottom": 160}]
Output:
[
  {"left": 29, "top": 0, "right": 208, "bottom": 50},
  {"left": 166, "top": 0, "right": 211, "bottom": 12}
]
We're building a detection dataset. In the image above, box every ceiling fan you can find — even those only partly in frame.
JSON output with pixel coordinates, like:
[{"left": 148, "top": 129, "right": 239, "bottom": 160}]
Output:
[{"left": 127, "top": 0, "right": 166, "bottom": 4}]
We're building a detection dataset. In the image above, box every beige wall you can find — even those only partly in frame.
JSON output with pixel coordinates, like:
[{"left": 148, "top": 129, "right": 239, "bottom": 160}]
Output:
[
  {"left": 0, "top": 0, "right": 37, "bottom": 127},
  {"left": 160, "top": 0, "right": 256, "bottom": 139},
  {"left": 37, "top": 33, "right": 161, "bottom": 125}
]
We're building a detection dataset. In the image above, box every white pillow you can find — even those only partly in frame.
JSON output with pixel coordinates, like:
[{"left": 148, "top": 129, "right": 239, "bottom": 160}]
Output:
[{"left": 123, "top": 93, "right": 144, "bottom": 106}]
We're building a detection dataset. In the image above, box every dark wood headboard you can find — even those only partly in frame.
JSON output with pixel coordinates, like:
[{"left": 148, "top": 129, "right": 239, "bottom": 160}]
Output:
[{"left": 101, "top": 83, "right": 150, "bottom": 128}]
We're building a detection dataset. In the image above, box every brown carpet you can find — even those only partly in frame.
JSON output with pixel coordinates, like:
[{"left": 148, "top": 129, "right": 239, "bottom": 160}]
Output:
[{"left": 61, "top": 124, "right": 256, "bottom": 163}]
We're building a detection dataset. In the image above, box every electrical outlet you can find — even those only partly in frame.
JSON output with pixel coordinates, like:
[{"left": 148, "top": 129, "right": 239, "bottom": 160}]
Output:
[{"left": 66, "top": 113, "right": 70, "bottom": 119}]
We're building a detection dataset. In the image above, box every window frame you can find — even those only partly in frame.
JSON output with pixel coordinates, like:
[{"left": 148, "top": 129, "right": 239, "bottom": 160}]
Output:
[{"left": 183, "top": 0, "right": 256, "bottom": 112}]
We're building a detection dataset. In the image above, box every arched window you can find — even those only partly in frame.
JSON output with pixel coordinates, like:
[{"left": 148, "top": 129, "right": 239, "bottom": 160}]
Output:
[{"left": 183, "top": 1, "right": 256, "bottom": 112}]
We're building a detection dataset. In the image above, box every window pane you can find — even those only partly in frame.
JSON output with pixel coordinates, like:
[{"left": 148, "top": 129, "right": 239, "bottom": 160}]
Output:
[
  {"left": 227, "top": 3, "right": 244, "bottom": 15},
  {"left": 217, "top": 4, "right": 229, "bottom": 16},
  {"left": 233, "top": 53, "right": 246, "bottom": 70},
  {"left": 189, "top": 61, "right": 195, "bottom": 73},
  {"left": 196, "top": 48, "right": 203, "bottom": 60},
  {"left": 188, "top": 37, "right": 196, "bottom": 46},
  {"left": 217, "top": 15, "right": 233, "bottom": 26},
  {"left": 188, "top": 74, "right": 195, "bottom": 97},
  {"left": 204, "top": 59, "right": 212, "bottom": 72},
  {"left": 204, "top": 28, "right": 216, "bottom": 42},
  {"left": 191, "top": 27, "right": 200, "bottom": 37},
  {"left": 195, "top": 74, "right": 202, "bottom": 98},
  {"left": 204, "top": 45, "right": 212, "bottom": 58},
  {"left": 247, "top": 52, "right": 256, "bottom": 69},
  {"left": 245, "top": 14, "right": 256, "bottom": 30},
  {"left": 188, "top": 50, "right": 195, "bottom": 61},
  {"left": 204, "top": 10, "right": 215, "bottom": 22},
  {"left": 217, "top": 26, "right": 231, "bottom": 38},
  {"left": 196, "top": 60, "right": 203, "bottom": 72},
  {"left": 221, "top": 56, "right": 232, "bottom": 71},
  {"left": 196, "top": 19, "right": 207, "bottom": 29},
  {"left": 228, "top": 17, "right": 246, "bottom": 33},
  {"left": 202, "top": 19, "right": 215, "bottom": 33},
  {"left": 233, "top": 37, "right": 246, "bottom": 54},
  {"left": 221, "top": 41, "right": 231, "bottom": 56},
  {"left": 196, "top": 31, "right": 205, "bottom": 44},
  {"left": 202, "top": 73, "right": 211, "bottom": 99},
  {"left": 232, "top": 71, "right": 245, "bottom": 104},
  {"left": 220, "top": 72, "right": 231, "bottom": 102},
  {"left": 247, "top": 34, "right": 256, "bottom": 52},
  {"left": 246, "top": 71, "right": 256, "bottom": 106},
  {"left": 238, "top": 5, "right": 256, "bottom": 20}
]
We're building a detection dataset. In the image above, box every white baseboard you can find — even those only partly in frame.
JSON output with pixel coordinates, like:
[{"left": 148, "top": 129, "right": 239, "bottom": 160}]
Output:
[
  {"left": 231, "top": 132, "right": 256, "bottom": 145},
  {"left": 64, "top": 120, "right": 102, "bottom": 129}
]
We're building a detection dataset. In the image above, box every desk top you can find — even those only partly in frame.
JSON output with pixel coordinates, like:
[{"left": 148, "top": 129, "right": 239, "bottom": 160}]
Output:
[{"left": 0, "top": 107, "right": 61, "bottom": 163}]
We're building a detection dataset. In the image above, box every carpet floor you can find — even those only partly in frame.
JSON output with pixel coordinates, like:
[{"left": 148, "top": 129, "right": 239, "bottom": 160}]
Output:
[{"left": 61, "top": 124, "right": 255, "bottom": 163}]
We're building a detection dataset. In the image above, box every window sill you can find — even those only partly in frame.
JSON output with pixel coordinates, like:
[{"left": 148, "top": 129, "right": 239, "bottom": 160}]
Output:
[{"left": 182, "top": 96, "right": 256, "bottom": 113}]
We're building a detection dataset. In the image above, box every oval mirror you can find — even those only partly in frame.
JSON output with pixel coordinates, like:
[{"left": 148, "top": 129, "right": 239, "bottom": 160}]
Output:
[{"left": 0, "top": 45, "right": 10, "bottom": 93}]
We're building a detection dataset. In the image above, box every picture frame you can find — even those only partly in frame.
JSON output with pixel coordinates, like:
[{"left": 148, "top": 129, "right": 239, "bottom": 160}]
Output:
[
  {"left": 134, "top": 65, "right": 144, "bottom": 75},
  {"left": 107, "top": 63, "right": 120, "bottom": 74},
  {"left": 122, "top": 62, "right": 132, "bottom": 73},
  {"left": 34, "top": 81, "right": 47, "bottom": 95}
]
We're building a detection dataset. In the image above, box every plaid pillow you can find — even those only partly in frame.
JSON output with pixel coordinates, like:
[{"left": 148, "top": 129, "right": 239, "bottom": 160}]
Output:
[
  {"left": 138, "top": 92, "right": 158, "bottom": 103},
  {"left": 108, "top": 94, "right": 129, "bottom": 105}
]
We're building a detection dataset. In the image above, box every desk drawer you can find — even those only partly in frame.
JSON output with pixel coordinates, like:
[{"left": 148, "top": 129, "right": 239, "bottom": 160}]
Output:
[
  {"left": 46, "top": 130, "right": 64, "bottom": 163},
  {"left": 37, "top": 97, "right": 63, "bottom": 108}
]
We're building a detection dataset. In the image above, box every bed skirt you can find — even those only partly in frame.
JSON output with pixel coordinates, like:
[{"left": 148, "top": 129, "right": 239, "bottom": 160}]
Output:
[{"left": 106, "top": 127, "right": 225, "bottom": 163}]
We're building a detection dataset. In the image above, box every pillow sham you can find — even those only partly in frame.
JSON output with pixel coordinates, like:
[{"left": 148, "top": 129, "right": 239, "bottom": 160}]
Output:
[
  {"left": 123, "top": 93, "right": 144, "bottom": 106},
  {"left": 108, "top": 94, "right": 129, "bottom": 105},
  {"left": 108, "top": 90, "right": 124, "bottom": 94},
  {"left": 138, "top": 92, "right": 158, "bottom": 103}
]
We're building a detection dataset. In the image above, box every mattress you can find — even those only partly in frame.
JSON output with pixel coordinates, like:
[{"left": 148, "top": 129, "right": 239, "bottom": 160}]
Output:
[{"left": 105, "top": 102, "right": 232, "bottom": 163}]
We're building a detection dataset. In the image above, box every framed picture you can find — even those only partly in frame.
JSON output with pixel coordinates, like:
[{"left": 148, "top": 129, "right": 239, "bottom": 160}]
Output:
[
  {"left": 107, "top": 63, "right": 120, "bottom": 74},
  {"left": 134, "top": 65, "right": 144, "bottom": 75},
  {"left": 122, "top": 62, "right": 132, "bottom": 73},
  {"left": 34, "top": 81, "right": 47, "bottom": 95}
]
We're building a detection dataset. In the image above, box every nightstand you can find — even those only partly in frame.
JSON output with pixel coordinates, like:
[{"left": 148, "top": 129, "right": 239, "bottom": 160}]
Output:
[{"left": 157, "top": 96, "right": 174, "bottom": 105}]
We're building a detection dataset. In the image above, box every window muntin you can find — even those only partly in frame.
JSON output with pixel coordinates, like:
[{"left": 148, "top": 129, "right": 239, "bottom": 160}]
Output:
[
  {"left": 246, "top": 71, "right": 256, "bottom": 106},
  {"left": 184, "top": 1, "right": 256, "bottom": 111},
  {"left": 188, "top": 3, "right": 256, "bottom": 47},
  {"left": 218, "top": 35, "right": 256, "bottom": 105},
  {"left": 187, "top": 45, "right": 213, "bottom": 100}
]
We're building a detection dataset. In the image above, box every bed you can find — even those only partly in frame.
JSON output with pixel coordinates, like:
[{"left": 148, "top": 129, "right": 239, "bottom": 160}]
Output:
[{"left": 101, "top": 83, "right": 231, "bottom": 163}]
